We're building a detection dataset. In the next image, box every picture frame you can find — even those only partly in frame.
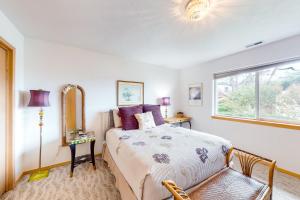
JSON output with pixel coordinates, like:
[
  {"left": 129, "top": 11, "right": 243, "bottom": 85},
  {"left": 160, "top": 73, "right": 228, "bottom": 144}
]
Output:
[
  {"left": 188, "top": 83, "right": 203, "bottom": 106},
  {"left": 117, "top": 80, "right": 144, "bottom": 106}
]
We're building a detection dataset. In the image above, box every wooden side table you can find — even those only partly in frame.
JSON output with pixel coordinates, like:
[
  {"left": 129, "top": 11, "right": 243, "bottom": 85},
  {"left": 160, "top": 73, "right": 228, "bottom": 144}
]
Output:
[
  {"left": 164, "top": 117, "right": 192, "bottom": 129},
  {"left": 67, "top": 131, "right": 96, "bottom": 177}
]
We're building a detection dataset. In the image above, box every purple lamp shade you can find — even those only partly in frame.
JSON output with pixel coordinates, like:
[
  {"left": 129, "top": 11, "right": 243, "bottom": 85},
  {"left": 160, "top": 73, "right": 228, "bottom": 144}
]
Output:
[
  {"left": 161, "top": 97, "right": 171, "bottom": 106},
  {"left": 28, "top": 90, "right": 50, "bottom": 107}
]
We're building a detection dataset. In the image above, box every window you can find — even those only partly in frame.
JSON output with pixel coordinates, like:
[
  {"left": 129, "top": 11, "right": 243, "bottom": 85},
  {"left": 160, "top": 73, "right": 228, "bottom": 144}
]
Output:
[{"left": 214, "top": 59, "right": 300, "bottom": 125}]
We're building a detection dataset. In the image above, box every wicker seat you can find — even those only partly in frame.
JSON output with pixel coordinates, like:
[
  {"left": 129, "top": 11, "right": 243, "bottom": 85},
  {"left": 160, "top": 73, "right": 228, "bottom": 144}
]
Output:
[{"left": 162, "top": 148, "right": 276, "bottom": 200}]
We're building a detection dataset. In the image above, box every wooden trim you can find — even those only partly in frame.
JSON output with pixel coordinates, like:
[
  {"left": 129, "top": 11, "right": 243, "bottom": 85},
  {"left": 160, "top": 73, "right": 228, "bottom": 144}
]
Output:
[
  {"left": 211, "top": 115, "right": 300, "bottom": 130},
  {"left": 234, "top": 152, "right": 300, "bottom": 180},
  {"left": 0, "top": 37, "right": 15, "bottom": 50},
  {"left": 276, "top": 167, "right": 300, "bottom": 179},
  {"left": 77, "top": 85, "right": 86, "bottom": 134},
  {"left": 15, "top": 173, "right": 25, "bottom": 185},
  {"left": 17, "top": 154, "right": 102, "bottom": 183},
  {"left": 0, "top": 37, "right": 15, "bottom": 191},
  {"left": 255, "top": 157, "right": 300, "bottom": 179},
  {"left": 116, "top": 80, "right": 144, "bottom": 106},
  {"left": 261, "top": 161, "right": 300, "bottom": 179},
  {"left": 23, "top": 160, "right": 72, "bottom": 176}
]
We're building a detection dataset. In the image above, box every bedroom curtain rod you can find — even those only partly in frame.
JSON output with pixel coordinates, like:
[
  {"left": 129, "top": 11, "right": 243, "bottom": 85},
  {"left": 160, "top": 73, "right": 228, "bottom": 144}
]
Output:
[{"left": 213, "top": 56, "right": 300, "bottom": 79}]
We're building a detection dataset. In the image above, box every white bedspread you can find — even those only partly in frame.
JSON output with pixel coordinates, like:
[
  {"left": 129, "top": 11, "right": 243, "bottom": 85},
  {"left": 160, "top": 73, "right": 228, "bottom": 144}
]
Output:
[{"left": 106, "top": 124, "right": 232, "bottom": 200}]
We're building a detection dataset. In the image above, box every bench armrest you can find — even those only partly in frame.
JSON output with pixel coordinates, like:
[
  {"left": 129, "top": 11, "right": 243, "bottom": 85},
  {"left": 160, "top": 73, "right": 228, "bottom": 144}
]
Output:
[
  {"left": 162, "top": 180, "right": 191, "bottom": 200},
  {"left": 226, "top": 147, "right": 276, "bottom": 189}
]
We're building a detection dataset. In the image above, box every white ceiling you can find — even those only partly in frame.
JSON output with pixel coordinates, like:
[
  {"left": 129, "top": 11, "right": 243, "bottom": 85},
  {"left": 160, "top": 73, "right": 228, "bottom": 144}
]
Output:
[{"left": 1, "top": 0, "right": 300, "bottom": 69}]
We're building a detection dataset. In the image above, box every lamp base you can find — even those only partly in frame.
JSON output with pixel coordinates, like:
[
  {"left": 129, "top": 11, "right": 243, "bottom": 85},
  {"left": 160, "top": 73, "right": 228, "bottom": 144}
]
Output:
[
  {"left": 165, "top": 106, "right": 168, "bottom": 119},
  {"left": 28, "top": 170, "right": 49, "bottom": 182}
]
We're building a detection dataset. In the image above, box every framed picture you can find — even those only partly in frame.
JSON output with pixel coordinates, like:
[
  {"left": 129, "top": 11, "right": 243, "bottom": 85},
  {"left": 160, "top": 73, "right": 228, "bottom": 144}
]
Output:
[
  {"left": 188, "top": 83, "right": 203, "bottom": 106},
  {"left": 117, "top": 80, "right": 144, "bottom": 106}
]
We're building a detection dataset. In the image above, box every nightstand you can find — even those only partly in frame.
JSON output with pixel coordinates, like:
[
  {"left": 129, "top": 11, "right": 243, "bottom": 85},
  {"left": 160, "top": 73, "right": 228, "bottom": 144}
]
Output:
[
  {"left": 67, "top": 131, "right": 96, "bottom": 177},
  {"left": 164, "top": 117, "right": 192, "bottom": 129}
]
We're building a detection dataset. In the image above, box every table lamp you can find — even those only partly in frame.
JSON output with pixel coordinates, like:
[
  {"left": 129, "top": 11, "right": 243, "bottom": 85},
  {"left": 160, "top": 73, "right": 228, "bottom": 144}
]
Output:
[
  {"left": 161, "top": 97, "right": 170, "bottom": 118},
  {"left": 28, "top": 89, "right": 50, "bottom": 182}
]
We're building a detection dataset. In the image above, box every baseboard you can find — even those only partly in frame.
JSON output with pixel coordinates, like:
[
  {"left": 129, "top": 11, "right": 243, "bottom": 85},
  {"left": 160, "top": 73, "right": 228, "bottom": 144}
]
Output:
[
  {"left": 15, "top": 173, "right": 25, "bottom": 185},
  {"left": 276, "top": 167, "right": 300, "bottom": 179},
  {"left": 234, "top": 152, "right": 300, "bottom": 179},
  {"left": 22, "top": 160, "right": 72, "bottom": 175},
  {"left": 15, "top": 152, "right": 300, "bottom": 185},
  {"left": 16, "top": 153, "right": 101, "bottom": 183}
]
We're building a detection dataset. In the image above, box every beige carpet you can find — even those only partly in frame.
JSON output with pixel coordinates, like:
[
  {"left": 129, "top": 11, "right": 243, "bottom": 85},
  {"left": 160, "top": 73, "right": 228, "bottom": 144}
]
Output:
[
  {"left": 1, "top": 158, "right": 121, "bottom": 200},
  {"left": 1, "top": 157, "right": 300, "bottom": 200}
]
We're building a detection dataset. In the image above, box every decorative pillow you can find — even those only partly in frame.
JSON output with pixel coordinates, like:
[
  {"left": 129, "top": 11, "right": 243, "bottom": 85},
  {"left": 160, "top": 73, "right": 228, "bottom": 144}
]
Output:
[
  {"left": 143, "top": 104, "right": 164, "bottom": 126},
  {"left": 119, "top": 105, "right": 143, "bottom": 130},
  {"left": 134, "top": 112, "right": 156, "bottom": 130},
  {"left": 112, "top": 109, "right": 122, "bottom": 128}
]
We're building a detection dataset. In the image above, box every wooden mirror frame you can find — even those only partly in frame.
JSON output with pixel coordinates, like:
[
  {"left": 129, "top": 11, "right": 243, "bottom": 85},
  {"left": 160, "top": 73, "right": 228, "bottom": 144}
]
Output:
[{"left": 61, "top": 84, "right": 86, "bottom": 146}]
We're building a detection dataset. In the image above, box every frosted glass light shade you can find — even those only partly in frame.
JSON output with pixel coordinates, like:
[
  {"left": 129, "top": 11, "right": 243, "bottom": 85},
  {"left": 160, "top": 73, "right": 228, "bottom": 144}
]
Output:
[{"left": 186, "top": 0, "right": 213, "bottom": 21}]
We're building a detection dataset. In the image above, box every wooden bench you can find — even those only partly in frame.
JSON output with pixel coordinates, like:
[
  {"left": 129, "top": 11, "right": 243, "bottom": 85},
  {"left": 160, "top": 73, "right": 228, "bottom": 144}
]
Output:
[{"left": 162, "top": 148, "right": 276, "bottom": 200}]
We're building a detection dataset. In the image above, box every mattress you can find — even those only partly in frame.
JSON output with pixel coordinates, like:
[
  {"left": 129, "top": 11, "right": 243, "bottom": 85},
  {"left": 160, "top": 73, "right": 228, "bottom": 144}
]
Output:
[{"left": 105, "top": 124, "right": 232, "bottom": 200}]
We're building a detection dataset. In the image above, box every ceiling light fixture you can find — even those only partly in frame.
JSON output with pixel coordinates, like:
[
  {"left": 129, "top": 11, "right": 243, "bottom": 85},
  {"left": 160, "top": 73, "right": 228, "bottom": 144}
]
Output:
[{"left": 185, "top": 0, "right": 214, "bottom": 21}]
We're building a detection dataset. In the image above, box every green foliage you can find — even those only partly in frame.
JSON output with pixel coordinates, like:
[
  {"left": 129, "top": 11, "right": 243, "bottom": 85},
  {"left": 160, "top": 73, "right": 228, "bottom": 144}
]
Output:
[
  {"left": 259, "top": 83, "right": 282, "bottom": 115},
  {"left": 218, "top": 85, "right": 255, "bottom": 118},
  {"left": 217, "top": 73, "right": 300, "bottom": 122},
  {"left": 281, "top": 74, "right": 300, "bottom": 90},
  {"left": 271, "top": 84, "right": 300, "bottom": 121}
]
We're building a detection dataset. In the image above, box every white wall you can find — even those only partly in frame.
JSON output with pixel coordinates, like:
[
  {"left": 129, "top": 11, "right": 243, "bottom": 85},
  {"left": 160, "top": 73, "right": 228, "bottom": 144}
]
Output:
[
  {"left": 3, "top": 6, "right": 299, "bottom": 177},
  {"left": 23, "top": 38, "right": 180, "bottom": 171},
  {"left": 0, "top": 10, "right": 24, "bottom": 180},
  {"left": 179, "top": 35, "right": 300, "bottom": 174}
]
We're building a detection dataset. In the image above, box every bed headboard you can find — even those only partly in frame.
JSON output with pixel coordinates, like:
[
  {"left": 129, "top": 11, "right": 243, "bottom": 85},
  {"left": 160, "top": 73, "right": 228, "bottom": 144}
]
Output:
[{"left": 100, "top": 110, "right": 114, "bottom": 140}]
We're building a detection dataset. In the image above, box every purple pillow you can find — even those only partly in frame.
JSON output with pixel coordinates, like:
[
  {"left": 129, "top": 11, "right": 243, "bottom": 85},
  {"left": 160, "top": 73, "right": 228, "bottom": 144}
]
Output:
[
  {"left": 119, "top": 105, "right": 143, "bottom": 130},
  {"left": 143, "top": 105, "right": 164, "bottom": 126}
]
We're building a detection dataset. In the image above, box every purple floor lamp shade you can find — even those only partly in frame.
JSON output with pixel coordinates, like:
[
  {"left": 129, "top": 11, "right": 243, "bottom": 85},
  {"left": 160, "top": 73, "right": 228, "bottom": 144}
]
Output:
[
  {"left": 28, "top": 90, "right": 50, "bottom": 107},
  {"left": 161, "top": 97, "right": 171, "bottom": 106}
]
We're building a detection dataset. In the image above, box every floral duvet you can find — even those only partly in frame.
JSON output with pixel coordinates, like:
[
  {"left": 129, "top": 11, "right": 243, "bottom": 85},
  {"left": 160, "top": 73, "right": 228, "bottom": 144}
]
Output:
[{"left": 105, "top": 124, "right": 232, "bottom": 200}]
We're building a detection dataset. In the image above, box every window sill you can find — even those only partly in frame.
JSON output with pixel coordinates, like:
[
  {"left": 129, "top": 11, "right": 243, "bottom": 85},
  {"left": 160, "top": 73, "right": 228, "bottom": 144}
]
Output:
[{"left": 211, "top": 116, "right": 300, "bottom": 130}]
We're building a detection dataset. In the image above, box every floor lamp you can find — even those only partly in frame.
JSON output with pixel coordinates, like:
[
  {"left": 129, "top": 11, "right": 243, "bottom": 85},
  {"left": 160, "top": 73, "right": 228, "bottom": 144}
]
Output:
[
  {"left": 28, "top": 89, "right": 50, "bottom": 182},
  {"left": 161, "top": 97, "right": 170, "bottom": 118}
]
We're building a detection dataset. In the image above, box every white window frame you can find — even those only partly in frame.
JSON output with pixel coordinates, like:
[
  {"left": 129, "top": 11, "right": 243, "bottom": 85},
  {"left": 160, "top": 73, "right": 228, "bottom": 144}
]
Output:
[{"left": 213, "top": 57, "right": 300, "bottom": 126}]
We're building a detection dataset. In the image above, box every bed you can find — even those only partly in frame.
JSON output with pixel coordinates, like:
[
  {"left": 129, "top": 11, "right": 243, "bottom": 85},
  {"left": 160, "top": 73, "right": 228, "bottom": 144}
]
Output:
[{"left": 103, "top": 124, "right": 232, "bottom": 200}]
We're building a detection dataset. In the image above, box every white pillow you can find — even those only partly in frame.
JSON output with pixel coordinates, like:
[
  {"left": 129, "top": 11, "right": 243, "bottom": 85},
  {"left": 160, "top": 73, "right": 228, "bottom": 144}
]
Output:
[
  {"left": 113, "top": 109, "right": 122, "bottom": 128},
  {"left": 134, "top": 112, "right": 156, "bottom": 130}
]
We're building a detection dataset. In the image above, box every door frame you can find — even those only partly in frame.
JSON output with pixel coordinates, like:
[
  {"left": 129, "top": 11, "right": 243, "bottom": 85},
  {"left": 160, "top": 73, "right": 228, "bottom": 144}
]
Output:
[{"left": 0, "top": 37, "right": 15, "bottom": 191}]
